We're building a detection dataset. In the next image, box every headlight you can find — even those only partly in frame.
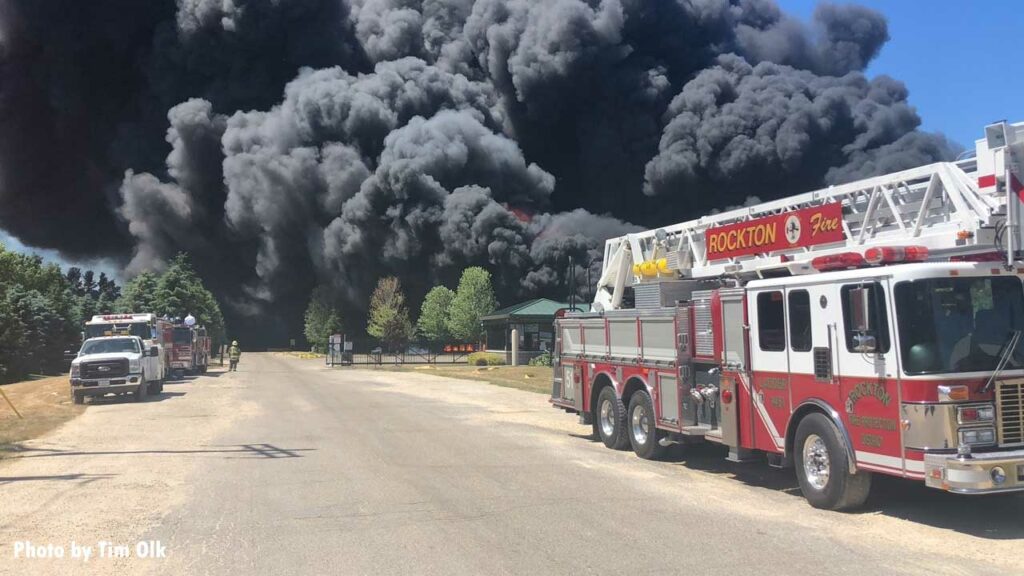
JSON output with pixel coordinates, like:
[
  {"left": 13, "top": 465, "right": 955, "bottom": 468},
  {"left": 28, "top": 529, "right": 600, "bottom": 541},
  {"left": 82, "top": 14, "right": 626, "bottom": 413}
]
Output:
[
  {"left": 957, "top": 405, "right": 995, "bottom": 424},
  {"left": 70, "top": 364, "right": 80, "bottom": 378},
  {"left": 129, "top": 359, "right": 141, "bottom": 373},
  {"left": 958, "top": 427, "right": 996, "bottom": 446},
  {"left": 938, "top": 384, "right": 970, "bottom": 402}
]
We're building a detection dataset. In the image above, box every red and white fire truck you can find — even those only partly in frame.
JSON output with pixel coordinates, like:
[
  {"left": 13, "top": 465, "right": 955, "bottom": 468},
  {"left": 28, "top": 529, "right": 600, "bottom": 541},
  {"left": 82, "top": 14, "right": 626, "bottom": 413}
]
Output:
[
  {"left": 166, "top": 319, "right": 211, "bottom": 376},
  {"left": 167, "top": 325, "right": 196, "bottom": 375},
  {"left": 552, "top": 121, "right": 1024, "bottom": 510}
]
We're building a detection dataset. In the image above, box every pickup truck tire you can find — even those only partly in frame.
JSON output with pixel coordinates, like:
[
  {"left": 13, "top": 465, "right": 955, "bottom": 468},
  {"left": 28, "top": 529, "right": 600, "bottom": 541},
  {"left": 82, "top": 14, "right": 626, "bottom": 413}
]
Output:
[
  {"left": 135, "top": 375, "right": 148, "bottom": 402},
  {"left": 73, "top": 391, "right": 84, "bottom": 405},
  {"left": 627, "top": 390, "right": 666, "bottom": 460},
  {"left": 595, "top": 386, "right": 630, "bottom": 450},
  {"left": 794, "top": 413, "right": 871, "bottom": 511}
]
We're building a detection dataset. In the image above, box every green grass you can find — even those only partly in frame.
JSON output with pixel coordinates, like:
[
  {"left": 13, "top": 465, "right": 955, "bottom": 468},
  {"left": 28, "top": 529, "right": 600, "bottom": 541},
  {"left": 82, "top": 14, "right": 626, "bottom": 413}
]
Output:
[{"left": 381, "top": 364, "right": 553, "bottom": 395}]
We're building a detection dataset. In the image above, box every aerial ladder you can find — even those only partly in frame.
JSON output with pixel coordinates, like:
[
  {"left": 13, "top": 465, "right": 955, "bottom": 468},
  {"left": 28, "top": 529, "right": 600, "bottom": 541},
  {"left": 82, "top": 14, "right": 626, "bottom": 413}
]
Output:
[{"left": 595, "top": 121, "right": 1024, "bottom": 311}]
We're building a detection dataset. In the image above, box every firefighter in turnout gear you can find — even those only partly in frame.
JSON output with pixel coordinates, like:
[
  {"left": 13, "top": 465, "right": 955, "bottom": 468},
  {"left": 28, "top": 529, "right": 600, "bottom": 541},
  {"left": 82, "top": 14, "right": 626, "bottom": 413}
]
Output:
[{"left": 228, "top": 341, "right": 241, "bottom": 371}]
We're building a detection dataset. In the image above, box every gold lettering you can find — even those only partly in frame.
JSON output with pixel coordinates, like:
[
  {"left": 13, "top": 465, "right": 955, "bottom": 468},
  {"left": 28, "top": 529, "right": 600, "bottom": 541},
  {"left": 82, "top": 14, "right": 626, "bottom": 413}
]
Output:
[
  {"left": 810, "top": 212, "right": 840, "bottom": 237},
  {"left": 850, "top": 415, "right": 897, "bottom": 431},
  {"left": 862, "top": 433, "right": 883, "bottom": 448}
]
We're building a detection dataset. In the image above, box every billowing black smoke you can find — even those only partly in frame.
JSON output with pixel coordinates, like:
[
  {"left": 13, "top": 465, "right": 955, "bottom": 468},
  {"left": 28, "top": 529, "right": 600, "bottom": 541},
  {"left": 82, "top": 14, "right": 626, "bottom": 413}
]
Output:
[{"left": 0, "top": 0, "right": 955, "bottom": 345}]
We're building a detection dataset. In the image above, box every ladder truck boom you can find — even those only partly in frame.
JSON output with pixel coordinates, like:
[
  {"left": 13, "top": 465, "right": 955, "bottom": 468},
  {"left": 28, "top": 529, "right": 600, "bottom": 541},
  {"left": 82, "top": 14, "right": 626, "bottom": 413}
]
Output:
[
  {"left": 594, "top": 121, "right": 1024, "bottom": 312},
  {"left": 556, "top": 121, "right": 1024, "bottom": 511}
]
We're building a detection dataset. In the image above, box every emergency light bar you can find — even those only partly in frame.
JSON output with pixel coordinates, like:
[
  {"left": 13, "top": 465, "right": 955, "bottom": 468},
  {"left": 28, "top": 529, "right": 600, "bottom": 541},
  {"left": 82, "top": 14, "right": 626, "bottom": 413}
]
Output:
[
  {"left": 810, "top": 252, "right": 865, "bottom": 272},
  {"left": 811, "top": 245, "right": 930, "bottom": 271},
  {"left": 864, "top": 246, "right": 929, "bottom": 266}
]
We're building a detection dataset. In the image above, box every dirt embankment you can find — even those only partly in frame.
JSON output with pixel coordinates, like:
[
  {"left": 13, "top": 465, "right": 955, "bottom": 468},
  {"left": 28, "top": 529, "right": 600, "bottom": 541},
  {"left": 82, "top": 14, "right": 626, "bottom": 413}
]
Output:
[{"left": 0, "top": 376, "right": 83, "bottom": 455}]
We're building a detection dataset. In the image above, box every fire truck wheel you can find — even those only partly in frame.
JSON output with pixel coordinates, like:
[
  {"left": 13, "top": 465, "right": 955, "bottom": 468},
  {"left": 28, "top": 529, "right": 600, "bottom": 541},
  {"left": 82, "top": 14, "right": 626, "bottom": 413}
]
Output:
[
  {"left": 794, "top": 413, "right": 871, "bottom": 511},
  {"left": 595, "top": 387, "right": 630, "bottom": 450},
  {"left": 627, "top": 391, "right": 666, "bottom": 460}
]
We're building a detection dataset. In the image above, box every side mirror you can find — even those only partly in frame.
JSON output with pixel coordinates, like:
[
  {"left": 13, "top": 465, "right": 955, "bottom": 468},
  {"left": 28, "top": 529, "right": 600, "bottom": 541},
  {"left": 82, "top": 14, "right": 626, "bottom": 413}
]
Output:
[
  {"left": 850, "top": 286, "right": 877, "bottom": 353},
  {"left": 149, "top": 346, "right": 159, "bottom": 357}
]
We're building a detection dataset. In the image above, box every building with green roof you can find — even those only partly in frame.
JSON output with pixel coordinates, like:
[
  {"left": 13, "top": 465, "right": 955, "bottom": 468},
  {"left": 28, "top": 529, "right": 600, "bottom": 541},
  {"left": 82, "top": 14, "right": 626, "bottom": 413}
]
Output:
[{"left": 481, "top": 298, "right": 586, "bottom": 362}]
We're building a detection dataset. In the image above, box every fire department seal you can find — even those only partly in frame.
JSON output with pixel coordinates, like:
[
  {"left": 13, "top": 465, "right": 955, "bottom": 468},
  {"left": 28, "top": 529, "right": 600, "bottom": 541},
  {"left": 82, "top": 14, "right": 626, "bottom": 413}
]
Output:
[{"left": 784, "top": 214, "right": 801, "bottom": 244}]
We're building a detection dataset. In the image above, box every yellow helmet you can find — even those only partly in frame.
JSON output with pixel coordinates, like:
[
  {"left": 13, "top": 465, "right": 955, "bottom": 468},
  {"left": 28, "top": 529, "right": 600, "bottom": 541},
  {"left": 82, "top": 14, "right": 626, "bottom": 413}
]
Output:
[{"left": 232, "top": 341, "right": 238, "bottom": 346}]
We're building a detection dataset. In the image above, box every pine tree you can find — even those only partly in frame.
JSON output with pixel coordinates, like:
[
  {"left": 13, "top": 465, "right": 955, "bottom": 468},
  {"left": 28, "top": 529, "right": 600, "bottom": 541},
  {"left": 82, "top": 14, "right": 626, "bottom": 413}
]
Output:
[
  {"left": 151, "top": 254, "right": 226, "bottom": 348},
  {"left": 117, "top": 272, "right": 159, "bottom": 313}
]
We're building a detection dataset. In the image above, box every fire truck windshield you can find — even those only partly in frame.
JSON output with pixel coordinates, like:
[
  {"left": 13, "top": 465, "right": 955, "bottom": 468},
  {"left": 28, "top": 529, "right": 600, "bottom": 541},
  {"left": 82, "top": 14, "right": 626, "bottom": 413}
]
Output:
[
  {"left": 894, "top": 276, "right": 1024, "bottom": 375},
  {"left": 173, "top": 328, "right": 192, "bottom": 344},
  {"left": 81, "top": 338, "right": 140, "bottom": 355}
]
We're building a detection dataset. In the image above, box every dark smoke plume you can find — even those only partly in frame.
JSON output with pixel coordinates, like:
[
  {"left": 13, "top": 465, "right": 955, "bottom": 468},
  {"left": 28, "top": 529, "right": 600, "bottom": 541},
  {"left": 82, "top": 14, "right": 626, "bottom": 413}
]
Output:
[{"left": 0, "top": 0, "right": 955, "bottom": 344}]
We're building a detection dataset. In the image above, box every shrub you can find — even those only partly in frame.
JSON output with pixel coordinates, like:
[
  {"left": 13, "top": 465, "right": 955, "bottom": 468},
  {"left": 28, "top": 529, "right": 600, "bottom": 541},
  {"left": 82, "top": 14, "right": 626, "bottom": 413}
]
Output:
[
  {"left": 529, "top": 352, "right": 552, "bottom": 367},
  {"left": 467, "top": 352, "right": 505, "bottom": 366}
]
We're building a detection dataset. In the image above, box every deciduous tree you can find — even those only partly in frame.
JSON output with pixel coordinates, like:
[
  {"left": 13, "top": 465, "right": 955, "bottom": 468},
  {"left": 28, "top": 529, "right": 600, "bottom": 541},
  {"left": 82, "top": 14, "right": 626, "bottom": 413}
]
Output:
[
  {"left": 417, "top": 286, "right": 455, "bottom": 346},
  {"left": 304, "top": 286, "right": 343, "bottom": 353},
  {"left": 447, "top": 267, "right": 497, "bottom": 344},
  {"left": 366, "top": 277, "right": 415, "bottom": 352}
]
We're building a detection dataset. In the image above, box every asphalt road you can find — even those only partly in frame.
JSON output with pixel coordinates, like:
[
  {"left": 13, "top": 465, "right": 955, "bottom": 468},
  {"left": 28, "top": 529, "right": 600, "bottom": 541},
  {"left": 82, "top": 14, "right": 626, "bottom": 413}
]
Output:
[{"left": 2, "top": 353, "right": 1023, "bottom": 575}]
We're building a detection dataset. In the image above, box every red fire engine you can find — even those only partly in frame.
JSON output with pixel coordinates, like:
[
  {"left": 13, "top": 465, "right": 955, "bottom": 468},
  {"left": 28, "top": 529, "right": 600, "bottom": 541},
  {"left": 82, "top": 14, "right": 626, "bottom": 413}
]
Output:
[
  {"left": 552, "top": 121, "right": 1024, "bottom": 509},
  {"left": 165, "top": 316, "right": 210, "bottom": 375}
]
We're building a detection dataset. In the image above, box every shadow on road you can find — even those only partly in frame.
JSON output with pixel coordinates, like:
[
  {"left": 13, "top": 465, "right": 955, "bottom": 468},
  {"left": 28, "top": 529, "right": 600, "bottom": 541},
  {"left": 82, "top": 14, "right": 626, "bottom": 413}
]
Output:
[
  {"left": 86, "top": 391, "right": 185, "bottom": 405},
  {"left": 1, "top": 443, "right": 314, "bottom": 460},
  {"left": 571, "top": 434, "right": 1024, "bottom": 540},
  {"left": 0, "top": 473, "right": 117, "bottom": 485}
]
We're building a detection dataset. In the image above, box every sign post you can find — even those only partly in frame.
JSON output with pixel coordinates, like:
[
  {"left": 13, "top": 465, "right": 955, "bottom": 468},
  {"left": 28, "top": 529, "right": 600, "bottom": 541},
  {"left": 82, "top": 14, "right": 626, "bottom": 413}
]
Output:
[{"left": 0, "top": 386, "right": 23, "bottom": 419}]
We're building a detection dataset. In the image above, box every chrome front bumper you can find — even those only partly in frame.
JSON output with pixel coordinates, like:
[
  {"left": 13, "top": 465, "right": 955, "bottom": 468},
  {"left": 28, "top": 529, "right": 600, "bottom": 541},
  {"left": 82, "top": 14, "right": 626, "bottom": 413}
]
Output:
[{"left": 924, "top": 449, "right": 1024, "bottom": 494}]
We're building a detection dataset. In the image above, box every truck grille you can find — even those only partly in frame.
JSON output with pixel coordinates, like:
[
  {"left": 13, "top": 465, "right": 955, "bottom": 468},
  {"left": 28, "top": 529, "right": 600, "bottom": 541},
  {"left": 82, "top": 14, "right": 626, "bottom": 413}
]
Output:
[
  {"left": 81, "top": 359, "right": 129, "bottom": 379},
  {"left": 997, "top": 380, "right": 1024, "bottom": 446}
]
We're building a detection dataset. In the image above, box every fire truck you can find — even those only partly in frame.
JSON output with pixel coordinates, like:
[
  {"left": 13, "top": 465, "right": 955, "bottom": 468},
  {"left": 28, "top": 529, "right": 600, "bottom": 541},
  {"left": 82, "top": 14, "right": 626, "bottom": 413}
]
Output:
[
  {"left": 167, "top": 325, "right": 194, "bottom": 375},
  {"left": 85, "top": 313, "right": 171, "bottom": 381},
  {"left": 193, "top": 326, "right": 211, "bottom": 374},
  {"left": 551, "top": 121, "right": 1024, "bottom": 510},
  {"left": 166, "top": 319, "right": 211, "bottom": 376}
]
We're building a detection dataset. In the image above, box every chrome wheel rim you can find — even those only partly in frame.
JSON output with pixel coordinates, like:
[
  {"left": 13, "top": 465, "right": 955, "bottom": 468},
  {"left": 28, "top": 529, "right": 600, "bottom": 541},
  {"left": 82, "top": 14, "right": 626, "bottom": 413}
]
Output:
[
  {"left": 802, "top": 434, "right": 830, "bottom": 490},
  {"left": 631, "top": 404, "right": 649, "bottom": 445},
  {"left": 599, "top": 398, "right": 615, "bottom": 438}
]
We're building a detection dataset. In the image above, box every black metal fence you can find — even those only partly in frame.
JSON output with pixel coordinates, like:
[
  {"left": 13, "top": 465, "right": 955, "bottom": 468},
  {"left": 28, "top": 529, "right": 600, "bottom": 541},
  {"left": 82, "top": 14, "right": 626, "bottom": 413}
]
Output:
[{"left": 325, "top": 340, "right": 476, "bottom": 366}]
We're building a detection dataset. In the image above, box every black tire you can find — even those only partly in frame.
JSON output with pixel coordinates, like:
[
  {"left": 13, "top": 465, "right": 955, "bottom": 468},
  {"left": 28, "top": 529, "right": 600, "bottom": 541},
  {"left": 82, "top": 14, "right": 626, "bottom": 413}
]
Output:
[
  {"left": 794, "top": 413, "right": 871, "bottom": 511},
  {"left": 594, "top": 387, "right": 630, "bottom": 450},
  {"left": 627, "top": 391, "right": 667, "bottom": 460},
  {"left": 135, "top": 375, "right": 148, "bottom": 402},
  {"left": 149, "top": 381, "right": 163, "bottom": 395},
  {"left": 72, "top": 391, "right": 84, "bottom": 405}
]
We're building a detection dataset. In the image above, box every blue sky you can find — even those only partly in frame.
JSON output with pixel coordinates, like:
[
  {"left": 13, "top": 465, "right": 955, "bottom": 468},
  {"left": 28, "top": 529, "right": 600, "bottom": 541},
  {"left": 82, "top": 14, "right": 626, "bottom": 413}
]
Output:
[
  {"left": 0, "top": 228, "right": 123, "bottom": 281},
  {"left": 778, "top": 0, "right": 1023, "bottom": 149}
]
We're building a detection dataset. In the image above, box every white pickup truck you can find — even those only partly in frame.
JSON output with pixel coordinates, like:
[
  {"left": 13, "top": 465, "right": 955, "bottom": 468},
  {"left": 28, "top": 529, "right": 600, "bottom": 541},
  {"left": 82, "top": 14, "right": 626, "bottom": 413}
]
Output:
[{"left": 70, "top": 336, "right": 164, "bottom": 404}]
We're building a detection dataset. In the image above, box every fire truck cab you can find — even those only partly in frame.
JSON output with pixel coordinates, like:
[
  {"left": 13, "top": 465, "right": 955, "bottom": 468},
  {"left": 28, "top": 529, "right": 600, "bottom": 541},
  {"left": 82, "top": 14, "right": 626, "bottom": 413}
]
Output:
[{"left": 552, "top": 121, "right": 1024, "bottom": 509}]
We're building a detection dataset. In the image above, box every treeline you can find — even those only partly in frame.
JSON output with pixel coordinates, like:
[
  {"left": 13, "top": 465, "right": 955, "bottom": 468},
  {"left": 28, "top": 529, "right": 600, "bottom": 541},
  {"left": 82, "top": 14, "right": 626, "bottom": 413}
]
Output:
[
  {"left": 0, "top": 246, "right": 224, "bottom": 383},
  {"left": 118, "top": 253, "right": 226, "bottom": 350},
  {"left": 304, "top": 267, "right": 497, "bottom": 352}
]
